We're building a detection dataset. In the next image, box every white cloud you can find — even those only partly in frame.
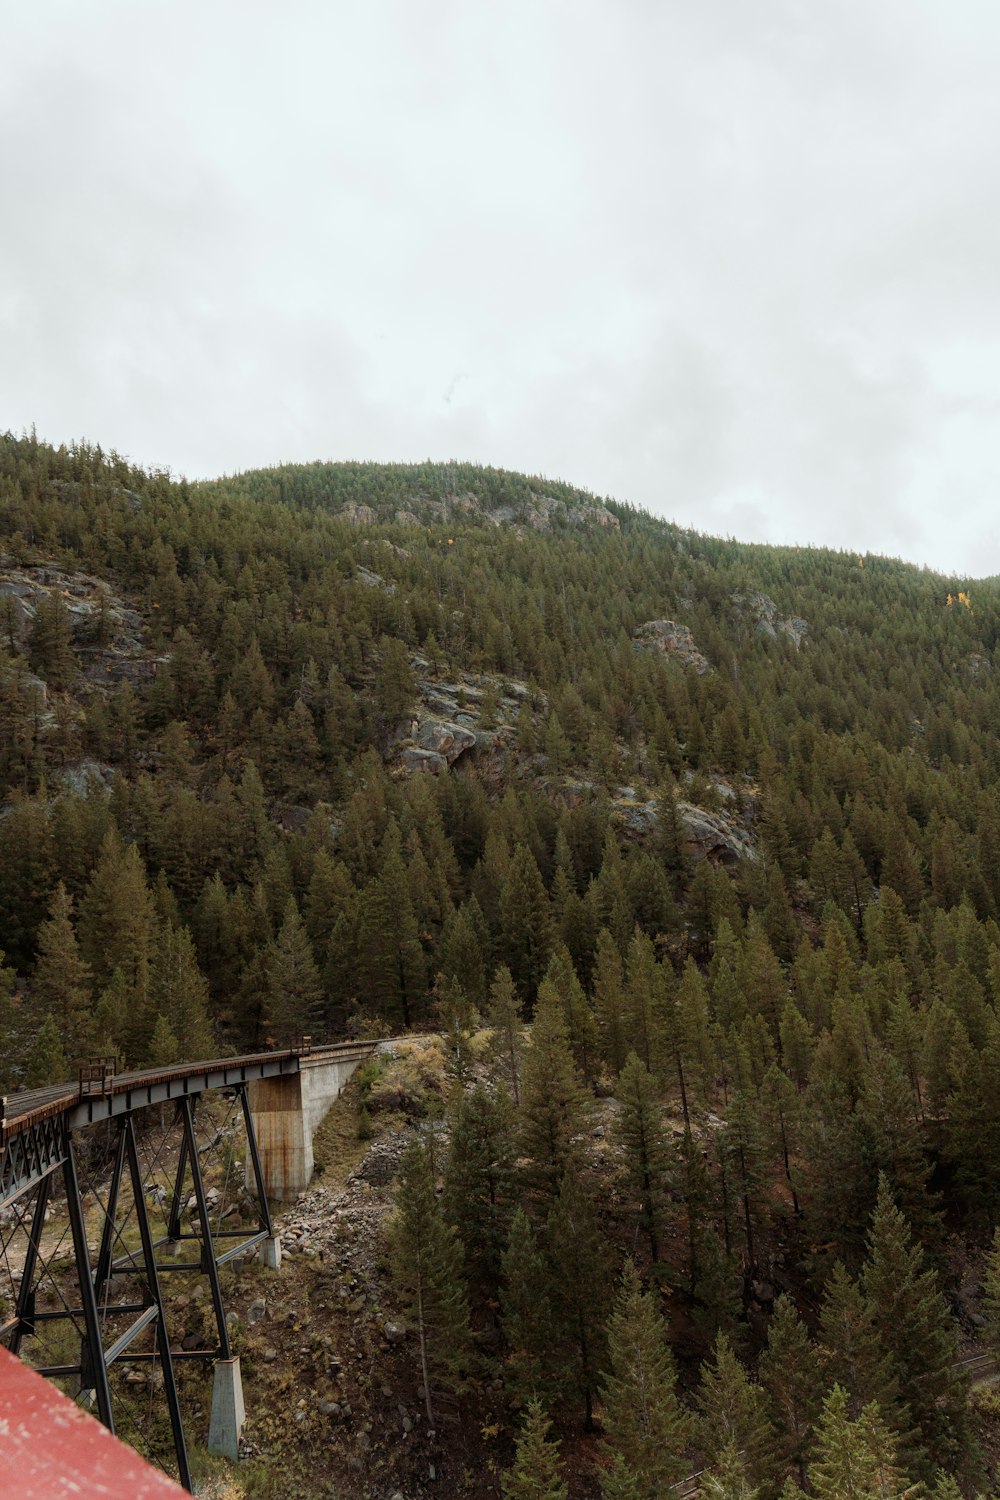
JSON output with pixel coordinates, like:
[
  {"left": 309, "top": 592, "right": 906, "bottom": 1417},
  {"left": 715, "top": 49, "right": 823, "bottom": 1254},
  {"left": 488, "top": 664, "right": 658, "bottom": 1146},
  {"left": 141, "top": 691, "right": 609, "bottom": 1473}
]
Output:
[{"left": 3, "top": 0, "right": 1000, "bottom": 574}]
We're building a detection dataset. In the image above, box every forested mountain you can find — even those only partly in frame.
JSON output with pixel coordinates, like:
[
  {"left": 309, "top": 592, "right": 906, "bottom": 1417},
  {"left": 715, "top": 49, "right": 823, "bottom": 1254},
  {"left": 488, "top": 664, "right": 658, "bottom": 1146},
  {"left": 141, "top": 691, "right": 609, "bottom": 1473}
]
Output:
[{"left": 5, "top": 430, "right": 1000, "bottom": 1494}]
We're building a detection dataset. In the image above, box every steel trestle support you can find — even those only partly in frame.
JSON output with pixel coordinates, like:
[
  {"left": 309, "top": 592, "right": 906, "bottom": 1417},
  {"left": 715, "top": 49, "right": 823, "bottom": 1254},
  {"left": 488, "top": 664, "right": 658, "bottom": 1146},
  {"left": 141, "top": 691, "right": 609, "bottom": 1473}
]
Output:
[
  {"left": 121, "top": 1112, "right": 193, "bottom": 1491},
  {"left": 1, "top": 1049, "right": 292, "bottom": 1489}
]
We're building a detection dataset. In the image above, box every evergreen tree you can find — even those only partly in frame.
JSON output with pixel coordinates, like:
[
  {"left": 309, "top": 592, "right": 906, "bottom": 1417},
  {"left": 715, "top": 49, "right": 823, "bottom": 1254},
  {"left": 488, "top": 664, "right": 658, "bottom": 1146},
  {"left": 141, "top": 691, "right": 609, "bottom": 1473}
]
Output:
[
  {"left": 697, "top": 1333, "right": 778, "bottom": 1497},
  {"left": 501, "top": 1401, "right": 568, "bottom": 1500},
  {"left": 592, "top": 926, "right": 628, "bottom": 1074},
  {"left": 599, "top": 1262, "right": 690, "bottom": 1496},
  {"left": 860, "top": 1175, "right": 968, "bottom": 1477},
  {"left": 806, "top": 1386, "right": 910, "bottom": 1500},
  {"left": 389, "top": 1137, "right": 471, "bottom": 1427},
  {"left": 148, "top": 921, "right": 213, "bottom": 1060},
  {"left": 498, "top": 844, "right": 553, "bottom": 1003},
  {"left": 501, "top": 1207, "right": 559, "bottom": 1408},
  {"left": 758, "top": 1295, "right": 823, "bottom": 1487},
  {"left": 355, "top": 836, "right": 427, "bottom": 1027},
  {"left": 614, "top": 1052, "right": 673, "bottom": 1265},
  {"left": 486, "top": 964, "right": 525, "bottom": 1104},
  {"left": 443, "top": 1082, "right": 516, "bottom": 1304},
  {"left": 982, "top": 1224, "right": 1000, "bottom": 1360},
  {"left": 148, "top": 1012, "right": 180, "bottom": 1066},
  {"left": 26, "top": 1013, "right": 68, "bottom": 1087},
  {"left": 817, "top": 1261, "right": 907, "bottom": 1433},
  {"left": 546, "top": 1165, "right": 610, "bottom": 1430},
  {"left": 264, "top": 897, "right": 323, "bottom": 1045},
  {"left": 518, "top": 979, "right": 590, "bottom": 1199},
  {"left": 31, "top": 882, "right": 91, "bottom": 1063}
]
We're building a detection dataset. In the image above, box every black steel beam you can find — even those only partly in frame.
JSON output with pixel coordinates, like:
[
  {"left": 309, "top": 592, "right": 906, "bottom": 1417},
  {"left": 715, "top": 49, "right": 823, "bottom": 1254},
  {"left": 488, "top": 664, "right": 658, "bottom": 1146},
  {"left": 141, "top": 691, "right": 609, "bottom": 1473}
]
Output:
[
  {"left": 104, "top": 1305, "right": 159, "bottom": 1367},
  {"left": 62, "top": 1134, "right": 114, "bottom": 1431},
  {"left": 94, "top": 1122, "right": 127, "bottom": 1300},
  {"left": 122, "top": 1113, "right": 192, "bottom": 1493},
  {"left": 239, "top": 1082, "right": 273, "bottom": 1236},
  {"left": 178, "top": 1096, "right": 230, "bottom": 1362},
  {"left": 8, "top": 1172, "right": 51, "bottom": 1354}
]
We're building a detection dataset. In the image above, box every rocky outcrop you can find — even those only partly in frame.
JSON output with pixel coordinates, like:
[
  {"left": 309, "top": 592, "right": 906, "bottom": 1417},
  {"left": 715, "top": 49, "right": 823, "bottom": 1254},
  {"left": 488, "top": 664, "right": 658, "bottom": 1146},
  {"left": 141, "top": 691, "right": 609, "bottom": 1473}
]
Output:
[
  {"left": 732, "top": 591, "right": 808, "bottom": 647},
  {"left": 338, "top": 489, "right": 619, "bottom": 536},
  {"left": 339, "top": 502, "right": 378, "bottom": 527},
  {"left": 633, "top": 620, "right": 712, "bottom": 674},
  {"left": 552, "top": 781, "right": 757, "bottom": 867},
  {"left": 395, "top": 747, "right": 448, "bottom": 775},
  {"left": 677, "top": 800, "right": 756, "bottom": 866},
  {"left": 0, "top": 558, "right": 157, "bottom": 689},
  {"left": 391, "top": 664, "right": 536, "bottom": 781},
  {"left": 353, "top": 565, "right": 395, "bottom": 593},
  {"left": 415, "top": 719, "right": 477, "bottom": 765}
]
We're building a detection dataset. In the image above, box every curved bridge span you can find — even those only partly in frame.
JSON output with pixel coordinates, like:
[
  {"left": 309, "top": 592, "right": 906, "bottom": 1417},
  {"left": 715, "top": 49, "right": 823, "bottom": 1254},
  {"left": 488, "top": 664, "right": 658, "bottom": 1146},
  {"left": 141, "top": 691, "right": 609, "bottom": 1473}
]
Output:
[{"left": 0, "top": 1039, "right": 378, "bottom": 1491}]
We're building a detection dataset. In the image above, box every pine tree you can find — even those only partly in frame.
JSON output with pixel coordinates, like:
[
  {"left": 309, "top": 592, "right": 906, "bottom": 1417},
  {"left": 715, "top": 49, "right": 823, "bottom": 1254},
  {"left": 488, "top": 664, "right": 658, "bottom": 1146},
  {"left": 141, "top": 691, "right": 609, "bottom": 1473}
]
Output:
[
  {"left": 148, "top": 922, "right": 213, "bottom": 1060},
  {"left": 264, "top": 898, "right": 323, "bottom": 1046},
  {"left": 816, "top": 1261, "right": 907, "bottom": 1433},
  {"left": 696, "top": 1333, "right": 778, "bottom": 1496},
  {"left": 498, "top": 844, "right": 553, "bottom": 1003},
  {"left": 982, "top": 1225, "right": 1000, "bottom": 1359},
  {"left": 807, "top": 1386, "right": 910, "bottom": 1500},
  {"left": 77, "top": 833, "right": 156, "bottom": 1007},
  {"left": 31, "top": 882, "right": 91, "bottom": 1063},
  {"left": 443, "top": 1082, "right": 516, "bottom": 1304},
  {"left": 593, "top": 926, "right": 628, "bottom": 1074},
  {"left": 486, "top": 964, "right": 525, "bottom": 1104},
  {"left": 355, "top": 837, "right": 427, "bottom": 1027},
  {"left": 518, "top": 979, "right": 590, "bottom": 1199},
  {"left": 599, "top": 1454, "right": 644, "bottom": 1500},
  {"left": 501, "top": 1401, "right": 568, "bottom": 1500},
  {"left": 624, "top": 930, "right": 668, "bottom": 1077},
  {"left": 148, "top": 1012, "right": 180, "bottom": 1066},
  {"left": 501, "top": 1208, "right": 559, "bottom": 1407},
  {"left": 0, "top": 949, "right": 19, "bottom": 1092},
  {"left": 758, "top": 1295, "right": 823, "bottom": 1487},
  {"left": 614, "top": 1052, "right": 673, "bottom": 1265},
  {"left": 544, "top": 944, "right": 598, "bottom": 1081},
  {"left": 599, "top": 1262, "right": 690, "bottom": 1496},
  {"left": 861, "top": 1175, "right": 968, "bottom": 1476},
  {"left": 26, "top": 1014, "right": 68, "bottom": 1087},
  {"left": 546, "top": 1165, "right": 610, "bottom": 1430},
  {"left": 389, "top": 1137, "right": 471, "bottom": 1428},
  {"left": 701, "top": 1445, "right": 760, "bottom": 1500}
]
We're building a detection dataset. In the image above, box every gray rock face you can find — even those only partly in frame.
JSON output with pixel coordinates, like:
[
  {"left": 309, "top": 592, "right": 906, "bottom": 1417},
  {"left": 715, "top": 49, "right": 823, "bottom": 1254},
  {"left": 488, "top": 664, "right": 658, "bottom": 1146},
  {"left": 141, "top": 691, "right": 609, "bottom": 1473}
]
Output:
[
  {"left": 415, "top": 719, "right": 477, "bottom": 765},
  {"left": 340, "top": 502, "right": 378, "bottom": 526},
  {"left": 677, "top": 801, "right": 757, "bottom": 866},
  {"left": 354, "top": 565, "right": 394, "bottom": 593},
  {"left": 732, "top": 591, "right": 808, "bottom": 647},
  {"left": 633, "top": 620, "right": 712, "bottom": 674},
  {"left": 395, "top": 747, "right": 448, "bottom": 775}
]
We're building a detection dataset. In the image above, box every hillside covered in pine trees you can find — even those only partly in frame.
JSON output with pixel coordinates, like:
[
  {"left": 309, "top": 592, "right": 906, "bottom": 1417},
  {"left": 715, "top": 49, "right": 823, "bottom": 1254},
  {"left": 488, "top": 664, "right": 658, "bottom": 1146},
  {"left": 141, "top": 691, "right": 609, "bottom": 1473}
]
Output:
[{"left": 6, "top": 430, "right": 1000, "bottom": 1495}]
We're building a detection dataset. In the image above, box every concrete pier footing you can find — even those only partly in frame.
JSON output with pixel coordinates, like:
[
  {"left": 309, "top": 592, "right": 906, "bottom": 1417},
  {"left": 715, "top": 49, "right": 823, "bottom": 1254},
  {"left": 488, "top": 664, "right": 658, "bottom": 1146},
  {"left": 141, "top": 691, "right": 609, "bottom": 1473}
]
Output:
[
  {"left": 247, "top": 1055, "right": 364, "bottom": 1201},
  {"left": 260, "top": 1234, "right": 282, "bottom": 1270},
  {"left": 208, "top": 1356, "right": 245, "bottom": 1459}
]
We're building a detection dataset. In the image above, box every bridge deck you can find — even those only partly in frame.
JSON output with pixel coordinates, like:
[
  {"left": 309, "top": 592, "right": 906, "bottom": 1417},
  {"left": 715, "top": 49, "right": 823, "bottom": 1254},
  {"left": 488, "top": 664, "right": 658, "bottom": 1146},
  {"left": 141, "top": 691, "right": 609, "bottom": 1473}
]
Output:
[{"left": 1, "top": 1039, "right": 376, "bottom": 1140}]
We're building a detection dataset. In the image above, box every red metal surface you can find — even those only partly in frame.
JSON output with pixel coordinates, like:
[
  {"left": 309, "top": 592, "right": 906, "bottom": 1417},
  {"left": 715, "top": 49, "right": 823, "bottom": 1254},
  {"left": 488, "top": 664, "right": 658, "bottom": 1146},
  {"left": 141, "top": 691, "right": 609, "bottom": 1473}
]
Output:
[{"left": 0, "top": 1346, "right": 186, "bottom": 1497}]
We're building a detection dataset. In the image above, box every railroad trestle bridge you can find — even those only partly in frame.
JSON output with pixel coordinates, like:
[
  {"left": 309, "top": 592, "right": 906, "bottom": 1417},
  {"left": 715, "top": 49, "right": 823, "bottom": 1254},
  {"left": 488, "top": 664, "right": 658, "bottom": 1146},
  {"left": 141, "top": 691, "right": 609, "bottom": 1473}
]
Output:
[{"left": 0, "top": 1039, "right": 376, "bottom": 1491}]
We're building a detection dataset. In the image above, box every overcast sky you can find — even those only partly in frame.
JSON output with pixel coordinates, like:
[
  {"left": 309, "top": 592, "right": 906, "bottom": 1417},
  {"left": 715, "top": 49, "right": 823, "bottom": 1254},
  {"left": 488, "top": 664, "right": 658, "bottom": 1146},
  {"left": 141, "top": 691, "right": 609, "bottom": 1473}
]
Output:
[{"left": 4, "top": 2, "right": 1000, "bottom": 576}]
